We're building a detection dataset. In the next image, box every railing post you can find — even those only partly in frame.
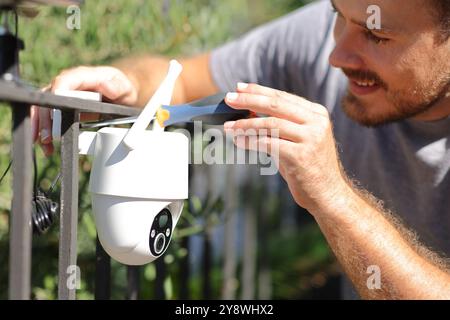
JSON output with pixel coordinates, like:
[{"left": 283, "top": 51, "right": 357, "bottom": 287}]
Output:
[
  {"left": 95, "top": 236, "right": 111, "bottom": 300},
  {"left": 221, "top": 163, "right": 238, "bottom": 300},
  {"left": 258, "top": 177, "right": 272, "bottom": 299},
  {"left": 58, "top": 110, "right": 79, "bottom": 300},
  {"left": 9, "top": 103, "right": 33, "bottom": 300},
  {"left": 179, "top": 124, "right": 195, "bottom": 300},
  {"left": 179, "top": 236, "right": 190, "bottom": 299},
  {"left": 126, "top": 266, "right": 140, "bottom": 300},
  {"left": 154, "top": 259, "right": 166, "bottom": 299},
  {"left": 241, "top": 167, "right": 257, "bottom": 300}
]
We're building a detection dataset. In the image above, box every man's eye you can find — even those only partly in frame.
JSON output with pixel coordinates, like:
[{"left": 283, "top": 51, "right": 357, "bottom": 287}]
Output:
[
  {"left": 365, "top": 31, "right": 389, "bottom": 44},
  {"left": 332, "top": 7, "right": 344, "bottom": 18}
]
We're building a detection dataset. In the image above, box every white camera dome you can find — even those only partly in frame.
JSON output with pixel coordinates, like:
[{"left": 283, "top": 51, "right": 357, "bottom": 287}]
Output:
[
  {"left": 81, "top": 128, "right": 189, "bottom": 265},
  {"left": 75, "top": 60, "right": 187, "bottom": 266},
  {"left": 93, "top": 196, "right": 184, "bottom": 265}
]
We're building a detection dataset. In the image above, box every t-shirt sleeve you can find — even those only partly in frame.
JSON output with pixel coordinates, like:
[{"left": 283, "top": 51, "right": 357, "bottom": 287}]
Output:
[{"left": 209, "top": 0, "right": 343, "bottom": 108}]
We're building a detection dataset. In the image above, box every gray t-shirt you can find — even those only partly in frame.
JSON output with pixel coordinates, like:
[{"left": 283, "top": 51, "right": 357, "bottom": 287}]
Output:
[{"left": 210, "top": 0, "right": 450, "bottom": 298}]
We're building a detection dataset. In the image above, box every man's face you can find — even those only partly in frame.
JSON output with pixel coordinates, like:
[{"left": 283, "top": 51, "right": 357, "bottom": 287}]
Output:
[{"left": 329, "top": 0, "right": 450, "bottom": 127}]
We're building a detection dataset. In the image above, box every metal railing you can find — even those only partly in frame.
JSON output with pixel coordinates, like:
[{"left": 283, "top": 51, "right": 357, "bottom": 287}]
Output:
[
  {"left": 1, "top": 2, "right": 159, "bottom": 300},
  {"left": 1, "top": 78, "right": 141, "bottom": 300},
  {"left": 0, "top": 21, "right": 215, "bottom": 297}
]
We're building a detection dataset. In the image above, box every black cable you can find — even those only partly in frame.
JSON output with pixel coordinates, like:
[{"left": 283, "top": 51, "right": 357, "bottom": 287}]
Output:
[
  {"left": 14, "top": 7, "right": 19, "bottom": 77},
  {"left": 0, "top": 150, "right": 60, "bottom": 235},
  {"left": 33, "top": 147, "right": 38, "bottom": 199},
  {"left": 46, "top": 172, "right": 61, "bottom": 197},
  {"left": 0, "top": 11, "right": 17, "bottom": 187},
  {"left": 32, "top": 190, "right": 59, "bottom": 235},
  {"left": 0, "top": 159, "right": 12, "bottom": 184},
  {"left": 14, "top": 7, "right": 17, "bottom": 39},
  {"left": 31, "top": 148, "right": 60, "bottom": 235}
]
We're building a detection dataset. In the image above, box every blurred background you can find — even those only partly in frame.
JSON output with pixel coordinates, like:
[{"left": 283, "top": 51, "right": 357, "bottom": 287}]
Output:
[{"left": 0, "top": 0, "right": 341, "bottom": 299}]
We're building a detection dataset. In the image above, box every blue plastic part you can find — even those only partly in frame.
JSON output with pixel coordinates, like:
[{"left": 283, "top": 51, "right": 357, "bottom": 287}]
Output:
[{"left": 161, "top": 94, "right": 249, "bottom": 126}]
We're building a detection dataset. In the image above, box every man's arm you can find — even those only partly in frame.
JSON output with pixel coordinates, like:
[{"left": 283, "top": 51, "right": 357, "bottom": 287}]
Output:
[
  {"left": 315, "top": 182, "right": 450, "bottom": 299},
  {"left": 113, "top": 53, "right": 218, "bottom": 107},
  {"left": 224, "top": 82, "right": 450, "bottom": 300}
]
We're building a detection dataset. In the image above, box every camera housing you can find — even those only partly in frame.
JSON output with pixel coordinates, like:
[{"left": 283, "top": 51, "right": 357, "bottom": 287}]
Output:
[
  {"left": 93, "top": 195, "right": 185, "bottom": 265},
  {"left": 80, "top": 127, "right": 189, "bottom": 265},
  {"left": 71, "top": 60, "right": 186, "bottom": 265}
]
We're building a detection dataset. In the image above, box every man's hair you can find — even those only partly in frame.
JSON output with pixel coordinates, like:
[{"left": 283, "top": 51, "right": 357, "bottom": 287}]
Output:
[{"left": 433, "top": 0, "right": 450, "bottom": 40}]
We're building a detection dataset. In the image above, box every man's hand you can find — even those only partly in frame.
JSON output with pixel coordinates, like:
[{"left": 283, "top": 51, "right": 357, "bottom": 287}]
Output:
[
  {"left": 225, "top": 83, "right": 450, "bottom": 299},
  {"left": 224, "top": 82, "right": 349, "bottom": 213},
  {"left": 31, "top": 66, "right": 138, "bottom": 156}
]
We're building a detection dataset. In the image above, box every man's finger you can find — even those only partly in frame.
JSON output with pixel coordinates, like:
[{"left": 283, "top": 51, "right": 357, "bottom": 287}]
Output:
[
  {"left": 51, "top": 67, "right": 136, "bottom": 104},
  {"left": 224, "top": 117, "right": 303, "bottom": 142},
  {"left": 225, "top": 92, "right": 314, "bottom": 124},
  {"left": 233, "top": 134, "right": 290, "bottom": 158},
  {"left": 97, "top": 73, "right": 137, "bottom": 105},
  {"left": 31, "top": 105, "right": 39, "bottom": 142},
  {"left": 40, "top": 143, "right": 54, "bottom": 158},
  {"left": 236, "top": 82, "right": 325, "bottom": 114},
  {"left": 51, "top": 67, "right": 107, "bottom": 92},
  {"left": 31, "top": 86, "right": 51, "bottom": 142},
  {"left": 38, "top": 107, "right": 53, "bottom": 145},
  {"left": 38, "top": 106, "right": 54, "bottom": 157}
]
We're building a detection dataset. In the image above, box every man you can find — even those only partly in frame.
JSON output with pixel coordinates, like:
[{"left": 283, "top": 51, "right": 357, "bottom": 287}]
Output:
[{"left": 32, "top": 0, "right": 450, "bottom": 299}]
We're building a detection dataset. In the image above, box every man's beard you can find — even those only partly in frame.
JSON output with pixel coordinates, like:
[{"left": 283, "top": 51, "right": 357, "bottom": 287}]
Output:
[{"left": 341, "top": 68, "right": 450, "bottom": 127}]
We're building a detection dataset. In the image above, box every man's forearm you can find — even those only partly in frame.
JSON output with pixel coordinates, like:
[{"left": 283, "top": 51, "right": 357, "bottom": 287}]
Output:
[
  {"left": 113, "top": 53, "right": 218, "bottom": 107},
  {"left": 312, "top": 182, "right": 450, "bottom": 299}
]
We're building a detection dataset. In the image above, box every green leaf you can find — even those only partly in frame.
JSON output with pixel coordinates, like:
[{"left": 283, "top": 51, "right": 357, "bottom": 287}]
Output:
[
  {"left": 163, "top": 276, "right": 173, "bottom": 299},
  {"left": 82, "top": 212, "right": 97, "bottom": 240},
  {"left": 164, "top": 254, "right": 174, "bottom": 265},
  {"left": 144, "top": 264, "right": 156, "bottom": 282}
]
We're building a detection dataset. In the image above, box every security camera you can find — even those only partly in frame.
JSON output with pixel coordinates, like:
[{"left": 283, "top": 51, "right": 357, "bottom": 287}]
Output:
[
  {"left": 80, "top": 127, "right": 189, "bottom": 265},
  {"left": 92, "top": 194, "right": 185, "bottom": 265},
  {"left": 66, "top": 60, "right": 187, "bottom": 265}
]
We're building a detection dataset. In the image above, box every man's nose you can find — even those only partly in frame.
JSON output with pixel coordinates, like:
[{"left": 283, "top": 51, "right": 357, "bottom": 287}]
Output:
[{"left": 329, "top": 29, "right": 365, "bottom": 71}]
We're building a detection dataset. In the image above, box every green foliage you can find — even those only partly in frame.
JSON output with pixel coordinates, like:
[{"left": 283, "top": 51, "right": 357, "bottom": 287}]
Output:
[
  {"left": 269, "top": 224, "right": 339, "bottom": 299},
  {"left": 0, "top": 0, "right": 334, "bottom": 300}
]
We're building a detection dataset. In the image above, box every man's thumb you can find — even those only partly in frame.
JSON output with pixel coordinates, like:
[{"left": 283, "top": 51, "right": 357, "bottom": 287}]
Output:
[{"left": 99, "top": 75, "right": 136, "bottom": 105}]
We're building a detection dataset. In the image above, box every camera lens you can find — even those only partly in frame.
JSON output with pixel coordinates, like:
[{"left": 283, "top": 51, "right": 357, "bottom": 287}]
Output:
[
  {"left": 159, "top": 213, "right": 168, "bottom": 228},
  {"left": 149, "top": 208, "right": 173, "bottom": 256},
  {"left": 154, "top": 233, "right": 166, "bottom": 255}
]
